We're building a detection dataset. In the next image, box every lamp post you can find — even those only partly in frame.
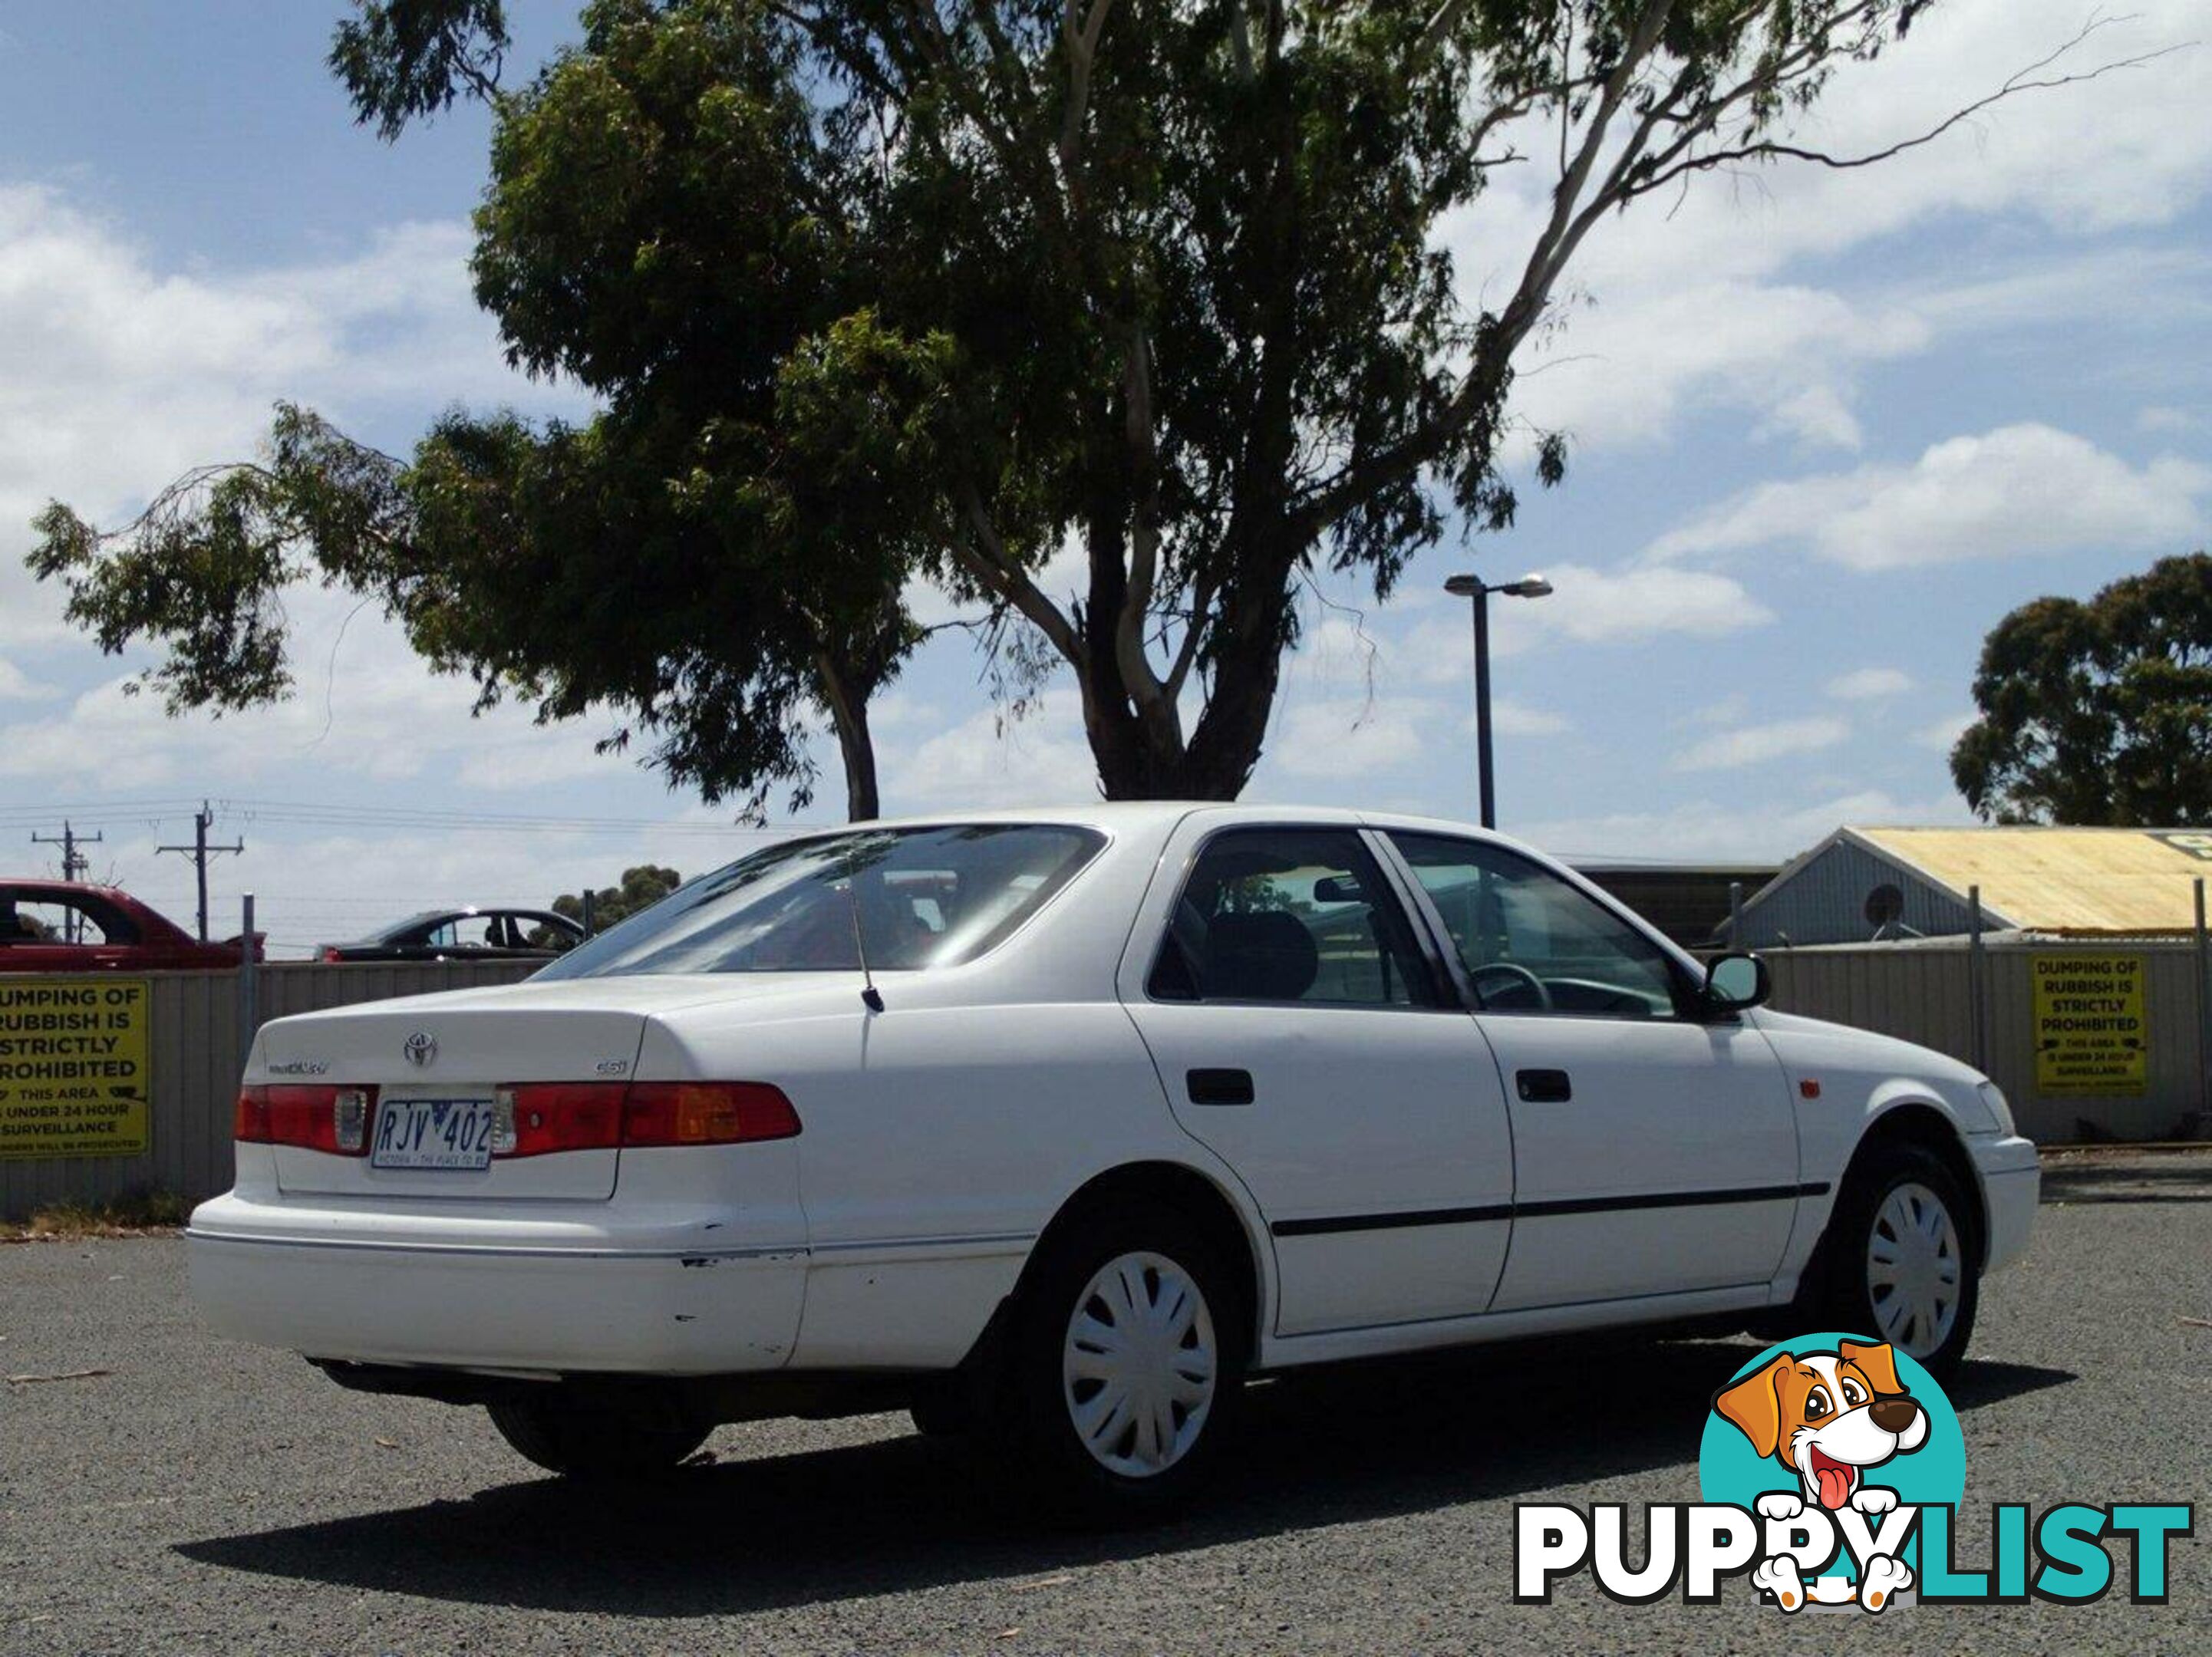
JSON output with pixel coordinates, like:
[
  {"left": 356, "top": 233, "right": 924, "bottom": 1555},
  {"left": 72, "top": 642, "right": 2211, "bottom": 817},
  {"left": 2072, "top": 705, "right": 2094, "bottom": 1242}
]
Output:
[{"left": 1443, "top": 572, "right": 1553, "bottom": 829}]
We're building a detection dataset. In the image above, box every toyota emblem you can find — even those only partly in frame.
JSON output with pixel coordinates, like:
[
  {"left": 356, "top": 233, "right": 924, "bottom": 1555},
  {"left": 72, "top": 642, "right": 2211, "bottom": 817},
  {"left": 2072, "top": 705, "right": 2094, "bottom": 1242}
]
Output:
[{"left": 403, "top": 1031, "right": 437, "bottom": 1068}]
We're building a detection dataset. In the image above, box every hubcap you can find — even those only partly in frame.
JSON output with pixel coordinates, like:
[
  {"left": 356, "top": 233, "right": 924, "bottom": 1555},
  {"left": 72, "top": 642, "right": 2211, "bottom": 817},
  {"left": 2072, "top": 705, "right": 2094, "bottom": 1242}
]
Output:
[
  {"left": 1062, "top": 1250, "right": 1218, "bottom": 1478},
  {"left": 1865, "top": 1181, "right": 1963, "bottom": 1358}
]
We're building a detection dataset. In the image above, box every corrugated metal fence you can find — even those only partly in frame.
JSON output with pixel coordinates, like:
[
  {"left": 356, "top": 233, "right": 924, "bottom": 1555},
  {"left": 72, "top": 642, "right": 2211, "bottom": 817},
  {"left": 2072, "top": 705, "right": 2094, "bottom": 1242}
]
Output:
[
  {"left": 1, "top": 960, "right": 536, "bottom": 1223},
  {"left": 1766, "top": 940, "right": 2210, "bottom": 1143},
  {"left": 7, "top": 940, "right": 2207, "bottom": 1221}
]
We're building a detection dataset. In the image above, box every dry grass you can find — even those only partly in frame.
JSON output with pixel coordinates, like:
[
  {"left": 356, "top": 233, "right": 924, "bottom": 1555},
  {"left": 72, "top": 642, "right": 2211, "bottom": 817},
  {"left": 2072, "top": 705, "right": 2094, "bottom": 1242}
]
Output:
[{"left": 7, "top": 1190, "right": 191, "bottom": 1242}]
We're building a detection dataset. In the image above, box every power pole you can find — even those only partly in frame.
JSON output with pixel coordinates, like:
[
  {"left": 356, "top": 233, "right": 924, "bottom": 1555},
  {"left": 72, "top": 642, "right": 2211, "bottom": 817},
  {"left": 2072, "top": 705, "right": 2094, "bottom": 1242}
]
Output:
[
  {"left": 157, "top": 800, "right": 244, "bottom": 942},
  {"left": 31, "top": 821, "right": 104, "bottom": 941}
]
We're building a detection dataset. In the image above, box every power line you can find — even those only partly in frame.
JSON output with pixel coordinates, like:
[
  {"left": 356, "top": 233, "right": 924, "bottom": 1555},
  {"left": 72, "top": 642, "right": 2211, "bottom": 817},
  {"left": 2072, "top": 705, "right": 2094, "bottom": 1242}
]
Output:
[
  {"left": 156, "top": 800, "right": 245, "bottom": 942},
  {"left": 28, "top": 821, "right": 104, "bottom": 942}
]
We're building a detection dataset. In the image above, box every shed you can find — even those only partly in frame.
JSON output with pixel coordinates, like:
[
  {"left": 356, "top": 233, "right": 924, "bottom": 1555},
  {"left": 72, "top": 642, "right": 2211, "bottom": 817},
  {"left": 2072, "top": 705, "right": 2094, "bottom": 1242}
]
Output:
[
  {"left": 1731, "top": 826, "right": 2212, "bottom": 949},
  {"left": 1572, "top": 862, "right": 1778, "bottom": 950}
]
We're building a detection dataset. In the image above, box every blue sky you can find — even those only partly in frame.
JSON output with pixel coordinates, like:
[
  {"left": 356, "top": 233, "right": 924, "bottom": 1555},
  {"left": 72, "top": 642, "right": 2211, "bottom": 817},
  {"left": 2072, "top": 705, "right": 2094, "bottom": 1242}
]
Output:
[{"left": 1, "top": 1, "right": 2206, "bottom": 954}]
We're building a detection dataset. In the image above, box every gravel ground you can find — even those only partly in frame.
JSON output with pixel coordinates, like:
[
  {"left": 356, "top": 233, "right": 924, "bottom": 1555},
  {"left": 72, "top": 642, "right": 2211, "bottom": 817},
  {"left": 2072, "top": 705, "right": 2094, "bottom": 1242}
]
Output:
[{"left": 2, "top": 1158, "right": 2207, "bottom": 1655}]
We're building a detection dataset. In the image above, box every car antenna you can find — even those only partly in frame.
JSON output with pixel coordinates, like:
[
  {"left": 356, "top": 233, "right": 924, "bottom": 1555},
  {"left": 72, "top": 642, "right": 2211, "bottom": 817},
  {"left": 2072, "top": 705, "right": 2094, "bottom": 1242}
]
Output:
[{"left": 840, "top": 879, "right": 885, "bottom": 1013}]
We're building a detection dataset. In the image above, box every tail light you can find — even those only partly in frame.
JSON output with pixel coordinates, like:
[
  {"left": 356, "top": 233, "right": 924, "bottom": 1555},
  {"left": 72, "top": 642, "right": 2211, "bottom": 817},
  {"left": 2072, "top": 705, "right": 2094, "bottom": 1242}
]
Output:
[
  {"left": 236, "top": 1080, "right": 798, "bottom": 1157},
  {"left": 234, "top": 1085, "right": 377, "bottom": 1155},
  {"left": 320, "top": 946, "right": 344, "bottom": 964},
  {"left": 493, "top": 1080, "right": 799, "bottom": 1156},
  {"left": 623, "top": 1082, "right": 801, "bottom": 1147}
]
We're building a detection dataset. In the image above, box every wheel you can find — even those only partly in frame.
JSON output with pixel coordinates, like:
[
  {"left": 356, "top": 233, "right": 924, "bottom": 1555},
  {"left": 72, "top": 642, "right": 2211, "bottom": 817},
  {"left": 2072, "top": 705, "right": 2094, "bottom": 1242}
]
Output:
[
  {"left": 486, "top": 1392, "right": 712, "bottom": 1481},
  {"left": 1813, "top": 1141, "right": 1980, "bottom": 1380},
  {"left": 1001, "top": 1200, "right": 1248, "bottom": 1524}
]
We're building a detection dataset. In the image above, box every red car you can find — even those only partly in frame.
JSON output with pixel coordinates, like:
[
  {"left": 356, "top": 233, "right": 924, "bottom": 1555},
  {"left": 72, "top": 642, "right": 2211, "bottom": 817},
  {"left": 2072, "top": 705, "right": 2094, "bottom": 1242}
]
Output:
[{"left": 0, "top": 881, "right": 259, "bottom": 972}]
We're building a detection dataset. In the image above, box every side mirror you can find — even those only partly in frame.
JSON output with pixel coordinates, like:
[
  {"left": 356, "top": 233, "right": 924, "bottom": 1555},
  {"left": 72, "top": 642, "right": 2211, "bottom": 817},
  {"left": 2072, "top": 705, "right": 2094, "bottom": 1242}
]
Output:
[{"left": 1704, "top": 951, "right": 1770, "bottom": 1012}]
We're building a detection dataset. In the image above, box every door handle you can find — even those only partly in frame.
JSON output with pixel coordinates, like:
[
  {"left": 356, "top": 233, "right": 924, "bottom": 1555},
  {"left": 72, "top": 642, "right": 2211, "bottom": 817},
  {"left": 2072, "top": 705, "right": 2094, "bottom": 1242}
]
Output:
[
  {"left": 1187, "top": 1068, "right": 1255, "bottom": 1106},
  {"left": 1516, "top": 1068, "right": 1572, "bottom": 1103}
]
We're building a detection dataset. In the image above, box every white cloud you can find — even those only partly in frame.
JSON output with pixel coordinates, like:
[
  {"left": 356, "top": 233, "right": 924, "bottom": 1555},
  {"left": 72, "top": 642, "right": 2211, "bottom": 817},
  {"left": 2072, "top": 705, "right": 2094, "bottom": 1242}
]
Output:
[
  {"left": 0, "top": 183, "right": 579, "bottom": 651},
  {"left": 1273, "top": 694, "right": 1437, "bottom": 779},
  {"left": 0, "top": 656, "right": 54, "bottom": 700},
  {"left": 879, "top": 689, "right": 1100, "bottom": 811},
  {"left": 1675, "top": 716, "right": 1851, "bottom": 772},
  {"left": 0, "top": 588, "right": 631, "bottom": 793},
  {"left": 1827, "top": 667, "right": 1913, "bottom": 701},
  {"left": 1523, "top": 788, "right": 1974, "bottom": 864},
  {"left": 1647, "top": 424, "right": 2210, "bottom": 572},
  {"left": 2138, "top": 405, "right": 2204, "bottom": 436},
  {"left": 1487, "top": 699, "right": 1571, "bottom": 738},
  {"left": 1492, "top": 563, "right": 1775, "bottom": 651},
  {"left": 1916, "top": 712, "right": 1977, "bottom": 753},
  {"left": 1444, "top": 2, "right": 2212, "bottom": 456}
]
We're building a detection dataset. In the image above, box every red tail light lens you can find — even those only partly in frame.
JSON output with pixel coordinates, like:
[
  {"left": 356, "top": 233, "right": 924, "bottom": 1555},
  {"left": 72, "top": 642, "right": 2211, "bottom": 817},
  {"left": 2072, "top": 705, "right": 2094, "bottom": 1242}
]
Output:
[
  {"left": 486, "top": 1081, "right": 800, "bottom": 1158},
  {"left": 623, "top": 1082, "right": 801, "bottom": 1147},
  {"left": 234, "top": 1087, "right": 270, "bottom": 1141},
  {"left": 238, "top": 1080, "right": 798, "bottom": 1158},
  {"left": 494, "top": 1082, "right": 628, "bottom": 1158},
  {"left": 234, "top": 1085, "right": 377, "bottom": 1155}
]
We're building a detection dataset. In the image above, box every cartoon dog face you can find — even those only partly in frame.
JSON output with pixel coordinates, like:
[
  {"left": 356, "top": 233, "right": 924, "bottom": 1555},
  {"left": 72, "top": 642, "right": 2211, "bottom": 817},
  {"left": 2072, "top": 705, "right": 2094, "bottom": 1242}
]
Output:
[{"left": 1715, "top": 1340, "right": 1929, "bottom": 1510}]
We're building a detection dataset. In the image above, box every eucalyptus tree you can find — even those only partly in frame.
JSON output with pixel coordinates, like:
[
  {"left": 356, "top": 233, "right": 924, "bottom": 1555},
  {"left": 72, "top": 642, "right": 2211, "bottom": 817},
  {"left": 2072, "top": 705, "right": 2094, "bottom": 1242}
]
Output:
[{"left": 36, "top": 0, "right": 2138, "bottom": 810}]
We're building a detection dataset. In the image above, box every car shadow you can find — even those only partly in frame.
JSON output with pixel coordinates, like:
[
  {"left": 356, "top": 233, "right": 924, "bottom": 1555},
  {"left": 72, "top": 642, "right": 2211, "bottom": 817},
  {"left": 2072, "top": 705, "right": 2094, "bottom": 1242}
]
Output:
[{"left": 174, "top": 1336, "right": 2074, "bottom": 1618}]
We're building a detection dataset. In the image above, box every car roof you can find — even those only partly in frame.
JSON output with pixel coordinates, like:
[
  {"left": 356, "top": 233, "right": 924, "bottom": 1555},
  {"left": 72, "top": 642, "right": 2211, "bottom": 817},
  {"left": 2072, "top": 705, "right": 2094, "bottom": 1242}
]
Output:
[
  {"left": 763, "top": 802, "right": 1530, "bottom": 849},
  {"left": 0, "top": 878, "right": 141, "bottom": 900}
]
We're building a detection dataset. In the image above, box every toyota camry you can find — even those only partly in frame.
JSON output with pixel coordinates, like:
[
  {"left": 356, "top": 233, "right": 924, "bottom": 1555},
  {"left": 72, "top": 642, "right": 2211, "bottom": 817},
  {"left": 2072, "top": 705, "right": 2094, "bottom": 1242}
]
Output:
[{"left": 190, "top": 805, "right": 2038, "bottom": 1517}]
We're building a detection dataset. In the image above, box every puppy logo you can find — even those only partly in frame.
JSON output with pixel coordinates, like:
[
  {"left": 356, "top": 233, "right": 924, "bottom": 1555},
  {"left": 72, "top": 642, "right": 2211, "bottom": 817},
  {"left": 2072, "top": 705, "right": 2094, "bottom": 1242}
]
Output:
[
  {"left": 1699, "top": 1333, "right": 1964, "bottom": 1614},
  {"left": 1715, "top": 1339, "right": 1930, "bottom": 1516}
]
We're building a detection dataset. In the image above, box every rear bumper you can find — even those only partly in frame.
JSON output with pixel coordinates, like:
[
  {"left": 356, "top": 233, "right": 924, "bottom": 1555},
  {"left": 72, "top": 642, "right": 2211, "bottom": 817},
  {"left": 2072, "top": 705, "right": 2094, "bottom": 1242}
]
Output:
[
  {"left": 1970, "top": 1134, "right": 2039, "bottom": 1275},
  {"left": 188, "top": 1192, "right": 806, "bottom": 1375}
]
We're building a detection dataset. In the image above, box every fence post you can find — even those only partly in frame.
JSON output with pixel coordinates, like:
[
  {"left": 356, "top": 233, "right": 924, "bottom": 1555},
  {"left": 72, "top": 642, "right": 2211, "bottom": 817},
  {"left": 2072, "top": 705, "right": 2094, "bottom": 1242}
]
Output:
[
  {"left": 2197, "top": 877, "right": 2209, "bottom": 1123},
  {"left": 1966, "top": 884, "right": 1988, "bottom": 1074},
  {"left": 582, "top": 888, "right": 597, "bottom": 940},
  {"left": 236, "top": 892, "right": 259, "bottom": 1067},
  {"left": 1728, "top": 880, "right": 1744, "bottom": 948}
]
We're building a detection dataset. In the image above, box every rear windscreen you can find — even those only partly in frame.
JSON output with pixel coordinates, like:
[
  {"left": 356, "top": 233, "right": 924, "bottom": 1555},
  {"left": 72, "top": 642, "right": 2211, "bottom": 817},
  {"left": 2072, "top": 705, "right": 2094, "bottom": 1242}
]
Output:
[{"left": 535, "top": 823, "right": 1106, "bottom": 978}]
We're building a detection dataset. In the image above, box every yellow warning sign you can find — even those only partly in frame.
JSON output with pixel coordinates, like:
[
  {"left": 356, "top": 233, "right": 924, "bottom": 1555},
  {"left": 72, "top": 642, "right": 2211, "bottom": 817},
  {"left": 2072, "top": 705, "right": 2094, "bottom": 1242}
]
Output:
[
  {"left": 2031, "top": 954, "right": 2148, "bottom": 1098},
  {"left": 0, "top": 978, "right": 150, "bottom": 1160}
]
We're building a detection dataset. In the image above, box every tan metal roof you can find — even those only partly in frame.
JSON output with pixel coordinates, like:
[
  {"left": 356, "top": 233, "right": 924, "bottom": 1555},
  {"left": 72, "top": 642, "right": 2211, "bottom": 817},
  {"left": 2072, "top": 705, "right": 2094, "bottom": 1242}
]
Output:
[{"left": 1851, "top": 826, "right": 2212, "bottom": 936}]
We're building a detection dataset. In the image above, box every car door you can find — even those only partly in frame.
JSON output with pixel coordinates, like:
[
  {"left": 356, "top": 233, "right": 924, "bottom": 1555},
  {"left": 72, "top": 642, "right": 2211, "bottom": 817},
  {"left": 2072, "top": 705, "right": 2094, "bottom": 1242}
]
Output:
[
  {"left": 1120, "top": 824, "right": 1515, "bottom": 1337},
  {"left": 1383, "top": 831, "right": 1802, "bottom": 1312}
]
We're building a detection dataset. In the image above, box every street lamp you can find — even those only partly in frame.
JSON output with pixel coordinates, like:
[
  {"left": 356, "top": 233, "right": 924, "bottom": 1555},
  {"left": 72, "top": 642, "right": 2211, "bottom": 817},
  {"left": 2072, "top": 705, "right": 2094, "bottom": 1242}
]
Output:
[{"left": 1443, "top": 571, "right": 1554, "bottom": 830}]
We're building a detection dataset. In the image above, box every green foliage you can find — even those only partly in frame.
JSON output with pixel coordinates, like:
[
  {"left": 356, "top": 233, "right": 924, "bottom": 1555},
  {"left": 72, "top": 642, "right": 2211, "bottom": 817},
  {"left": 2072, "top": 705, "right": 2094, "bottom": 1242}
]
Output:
[
  {"left": 1953, "top": 552, "right": 2212, "bottom": 826},
  {"left": 333, "top": 1, "right": 512, "bottom": 139},
  {"left": 37, "top": 0, "right": 1970, "bottom": 810},
  {"left": 549, "top": 863, "right": 684, "bottom": 934}
]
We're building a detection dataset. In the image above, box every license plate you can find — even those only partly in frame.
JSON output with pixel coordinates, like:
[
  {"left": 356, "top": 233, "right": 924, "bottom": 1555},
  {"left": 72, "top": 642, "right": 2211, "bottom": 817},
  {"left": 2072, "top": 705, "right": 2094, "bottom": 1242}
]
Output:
[{"left": 371, "top": 1097, "right": 498, "bottom": 1171}]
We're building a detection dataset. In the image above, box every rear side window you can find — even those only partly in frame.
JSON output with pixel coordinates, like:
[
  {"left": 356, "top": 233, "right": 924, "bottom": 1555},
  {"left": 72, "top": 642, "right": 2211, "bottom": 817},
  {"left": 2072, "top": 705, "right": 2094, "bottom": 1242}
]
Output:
[
  {"left": 0, "top": 894, "right": 135, "bottom": 947},
  {"left": 1149, "top": 828, "right": 1437, "bottom": 1007}
]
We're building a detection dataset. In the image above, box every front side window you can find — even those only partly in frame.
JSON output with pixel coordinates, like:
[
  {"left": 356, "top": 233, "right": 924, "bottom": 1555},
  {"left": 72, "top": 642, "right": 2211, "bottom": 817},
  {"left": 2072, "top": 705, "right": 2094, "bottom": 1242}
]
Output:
[
  {"left": 537, "top": 824, "right": 1104, "bottom": 979},
  {"left": 1388, "top": 832, "right": 1683, "bottom": 1019},
  {"left": 1149, "top": 828, "right": 1436, "bottom": 1007}
]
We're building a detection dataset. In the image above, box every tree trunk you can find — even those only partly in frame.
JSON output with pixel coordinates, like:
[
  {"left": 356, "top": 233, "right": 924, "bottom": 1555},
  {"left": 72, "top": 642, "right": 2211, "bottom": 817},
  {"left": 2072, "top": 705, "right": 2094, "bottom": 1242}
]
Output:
[{"left": 814, "top": 653, "right": 881, "bottom": 821}]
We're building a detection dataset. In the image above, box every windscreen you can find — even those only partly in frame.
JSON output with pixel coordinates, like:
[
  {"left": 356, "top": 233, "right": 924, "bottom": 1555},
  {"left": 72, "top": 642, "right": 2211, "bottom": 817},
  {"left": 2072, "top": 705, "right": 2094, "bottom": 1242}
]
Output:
[{"left": 536, "top": 824, "right": 1106, "bottom": 979}]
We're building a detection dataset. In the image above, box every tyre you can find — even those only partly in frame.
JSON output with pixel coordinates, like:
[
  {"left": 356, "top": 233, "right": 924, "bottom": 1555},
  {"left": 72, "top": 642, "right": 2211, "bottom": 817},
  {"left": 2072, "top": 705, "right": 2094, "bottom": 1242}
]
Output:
[
  {"left": 1812, "top": 1141, "right": 1980, "bottom": 1380},
  {"left": 1000, "top": 1199, "right": 1248, "bottom": 1524},
  {"left": 486, "top": 1392, "right": 712, "bottom": 1481}
]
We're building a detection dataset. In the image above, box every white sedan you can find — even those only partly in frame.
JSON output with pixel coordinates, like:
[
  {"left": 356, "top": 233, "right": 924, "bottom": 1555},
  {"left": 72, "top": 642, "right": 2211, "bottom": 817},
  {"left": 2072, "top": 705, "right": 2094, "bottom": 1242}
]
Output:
[{"left": 191, "top": 805, "right": 2037, "bottom": 1517}]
